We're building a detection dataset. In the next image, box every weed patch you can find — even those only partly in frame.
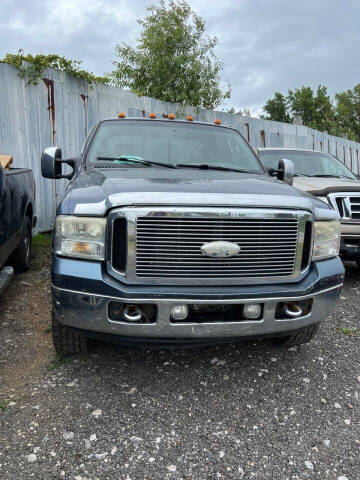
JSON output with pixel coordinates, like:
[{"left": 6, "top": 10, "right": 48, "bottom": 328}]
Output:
[
  {"left": 337, "top": 326, "right": 359, "bottom": 337},
  {"left": 0, "top": 399, "right": 10, "bottom": 411},
  {"left": 47, "top": 353, "right": 74, "bottom": 371}
]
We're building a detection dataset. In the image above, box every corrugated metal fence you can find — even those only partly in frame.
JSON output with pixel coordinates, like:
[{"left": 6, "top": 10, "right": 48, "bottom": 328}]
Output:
[{"left": 1, "top": 61, "right": 360, "bottom": 231}]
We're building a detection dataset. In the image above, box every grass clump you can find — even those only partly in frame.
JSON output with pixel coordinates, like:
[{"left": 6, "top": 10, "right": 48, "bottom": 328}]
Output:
[
  {"left": 337, "top": 326, "right": 359, "bottom": 337},
  {"left": 33, "top": 233, "right": 52, "bottom": 247},
  {"left": 0, "top": 399, "right": 10, "bottom": 411},
  {"left": 47, "top": 352, "right": 73, "bottom": 371},
  {"left": 32, "top": 232, "right": 52, "bottom": 270}
]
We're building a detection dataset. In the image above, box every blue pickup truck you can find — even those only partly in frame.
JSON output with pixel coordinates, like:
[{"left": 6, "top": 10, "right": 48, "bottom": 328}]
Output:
[
  {"left": 0, "top": 163, "right": 35, "bottom": 294},
  {"left": 41, "top": 117, "right": 344, "bottom": 354}
]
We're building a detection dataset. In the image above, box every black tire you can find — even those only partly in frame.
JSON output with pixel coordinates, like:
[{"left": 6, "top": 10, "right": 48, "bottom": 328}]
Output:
[
  {"left": 52, "top": 309, "right": 88, "bottom": 355},
  {"left": 272, "top": 323, "right": 319, "bottom": 347},
  {"left": 10, "top": 216, "right": 32, "bottom": 273}
]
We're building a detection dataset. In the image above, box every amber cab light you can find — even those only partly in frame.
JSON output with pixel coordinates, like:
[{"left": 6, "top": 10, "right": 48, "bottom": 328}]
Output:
[
  {"left": 214, "top": 119, "right": 221, "bottom": 125},
  {"left": 118, "top": 112, "right": 126, "bottom": 118},
  {"left": 187, "top": 115, "right": 194, "bottom": 121},
  {"left": 149, "top": 113, "right": 157, "bottom": 118},
  {"left": 168, "top": 113, "right": 175, "bottom": 119}
]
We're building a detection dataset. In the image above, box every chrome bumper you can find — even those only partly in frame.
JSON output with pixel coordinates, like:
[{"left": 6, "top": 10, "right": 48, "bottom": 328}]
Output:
[{"left": 52, "top": 283, "right": 342, "bottom": 340}]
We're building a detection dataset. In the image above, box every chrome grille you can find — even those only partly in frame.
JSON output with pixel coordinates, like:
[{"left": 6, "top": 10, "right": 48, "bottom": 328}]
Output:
[
  {"left": 329, "top": 193, "right": 360, "bottom": 221},
  {"left": 135, "top": 216, "right": 299, "bottom": 279},
  {"left": 349, "top": 196, "right": 360, "bottom": 220}
]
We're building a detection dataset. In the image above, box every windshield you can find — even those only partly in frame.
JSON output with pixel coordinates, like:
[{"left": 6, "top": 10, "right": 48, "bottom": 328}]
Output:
[
  {"left": 86, "top": 120, "right": 263, "bottom": 173},
  {"left": 258, "top": 150, "right": 357, "bottom": 180}
]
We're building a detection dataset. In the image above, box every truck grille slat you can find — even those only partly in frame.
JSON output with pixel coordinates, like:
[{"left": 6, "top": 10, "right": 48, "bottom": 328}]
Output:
[
  {"left": 139, "top": 271, "right": 293, "bottom": 277},
  {"left": 137, "top": 232, "right": 298, "bottom": 237},
  {"left": 137, "top": 239, "right": 297, "bottom": 244},
  {"left": 137, "top": 225, "right": 298, "bottom": 230},
  {"left": 137, "top": 259, "right": 295, "bottom": 265},
  {"left": 137, "top": 220, "right": 298, "bottom": 225},
  {"left": 138, "top": 248, "right": 296, "bottom": 251},
  {"left": 137, "top": 252, "right": 296, "bottom": 257},
  {"left": 135, "top": 216, "right": 298, "bottom": 279}
]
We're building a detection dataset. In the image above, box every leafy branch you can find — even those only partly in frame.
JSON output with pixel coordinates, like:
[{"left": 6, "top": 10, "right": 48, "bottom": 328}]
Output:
[{"left": 2, "top": 50, "right": 110, "bottom": 86}]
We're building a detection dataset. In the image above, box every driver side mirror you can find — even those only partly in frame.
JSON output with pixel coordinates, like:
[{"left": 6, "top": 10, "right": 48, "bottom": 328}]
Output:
[
  {"left": 41, "top": 147, "right": 77, "bottom": 180},
  {"left": 275, "top": 158, "right": 295, "bottom": 186}
]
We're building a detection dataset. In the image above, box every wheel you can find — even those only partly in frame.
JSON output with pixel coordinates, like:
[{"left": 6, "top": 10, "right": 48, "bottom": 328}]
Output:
[
  {"left": 272, "top": 324, "right": 319, "bottom": 347},
  {"left": 52, "top": 309, "right": 88, "bottom": 355},
  {"left": 10, "top": 216, "right": 32, "bottom": 273}
]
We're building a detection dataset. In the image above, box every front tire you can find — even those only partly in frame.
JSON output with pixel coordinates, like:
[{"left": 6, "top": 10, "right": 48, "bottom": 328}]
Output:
[
  {"left": 52, "top": 310, "right": 88, "bottom": 355},
  {"left": 10, "top": 216, "right": 32, "bottom": 273},
  {"left": 272, "top": 324, "right": 319, "bottom": 347}
]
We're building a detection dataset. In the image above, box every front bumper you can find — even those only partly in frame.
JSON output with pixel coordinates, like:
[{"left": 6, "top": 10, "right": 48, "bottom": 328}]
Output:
[{"left": 52, "top": 256, "right": 344, "bottom": 340}]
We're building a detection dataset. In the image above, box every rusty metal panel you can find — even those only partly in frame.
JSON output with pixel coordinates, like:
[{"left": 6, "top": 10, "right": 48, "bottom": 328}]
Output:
[{"left": 1, "top": 61, "right": 360, "bottom": 231}]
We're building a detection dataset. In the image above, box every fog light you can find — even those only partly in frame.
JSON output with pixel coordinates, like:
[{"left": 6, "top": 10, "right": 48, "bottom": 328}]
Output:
[
  {"left": 243, "top": 303, "right": 262, "bottom": 319},
  {"left": 171, "top": 305, "right": 188, "bottom": 320}
]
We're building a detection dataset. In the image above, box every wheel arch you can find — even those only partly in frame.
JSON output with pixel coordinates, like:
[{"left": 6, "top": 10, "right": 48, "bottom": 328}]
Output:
[{"left": 25, "top": 202, "right": 33, "bottom": 220}]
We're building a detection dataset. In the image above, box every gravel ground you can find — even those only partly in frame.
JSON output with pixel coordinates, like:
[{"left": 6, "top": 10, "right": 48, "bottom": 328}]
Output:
[{"left": 0, "top": 241, "right": 359, "bottom": 480}]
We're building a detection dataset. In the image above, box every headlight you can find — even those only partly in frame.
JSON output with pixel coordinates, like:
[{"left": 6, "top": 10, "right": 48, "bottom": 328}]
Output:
[
  {"left": 312, "top": 221, "right": 340, "bottom": 260},
  {"left": 55, "top": 216, "right": 106, "bottom": 260}
]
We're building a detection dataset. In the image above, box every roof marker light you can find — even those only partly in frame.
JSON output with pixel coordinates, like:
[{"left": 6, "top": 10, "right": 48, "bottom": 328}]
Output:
[
  {"left": 149, "top": 113, "right": 157, "bottom": 118},
  {"left": 118, "top": 112, "right": 126, "bottom": 118},
  {"left": 168, "top": 113, "right": 175, "bottom": 119},
  {"left": 214, "top": 119, "right": 221, "bottom": 125},
  {"left": 187, "top": 115, "right": 194, "bottom": 121}
]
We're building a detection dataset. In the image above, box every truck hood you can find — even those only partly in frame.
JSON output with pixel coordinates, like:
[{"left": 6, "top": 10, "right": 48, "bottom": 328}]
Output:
[
  {"left": 293, "top": 176, "right": 360, "bottom": 196},
  {"left": 60, "top": 168, "right": 336, "bottom": 221}
]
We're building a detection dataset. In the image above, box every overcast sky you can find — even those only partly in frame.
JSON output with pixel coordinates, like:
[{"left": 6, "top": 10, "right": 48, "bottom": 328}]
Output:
[{"left": 1, "top": 0, "right": 359, "bottom": 115}]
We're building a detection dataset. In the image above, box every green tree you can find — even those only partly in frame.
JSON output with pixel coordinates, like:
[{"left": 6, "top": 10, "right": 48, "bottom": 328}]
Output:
[
  {"left": 287, "top": 85, "right": 335, "bottom": 132},
  {"left": 335, "top": 85, "right": 360, "bottom": 141},
  {"left": 110, "top": 0, "right": 228, "bottom": 109},
  {"left": 227, "top": 107, "right": 243, "bottom": 115},
  {"left": 262, "top": 92, "right": 291, "bottom": 123},
  {"left": 263, "top": 85, "right": 337, "bottom": 132},
  {"left": 314, "top": 85, "right": 335, "bottom": 132}
]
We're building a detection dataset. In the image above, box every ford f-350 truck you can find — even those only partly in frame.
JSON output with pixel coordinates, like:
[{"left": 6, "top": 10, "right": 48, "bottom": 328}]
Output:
[
  {"left": 0, "top": 162, "right": 35, "bottom": 294},
  {"left": 41, "top": 117, "right": 344, "bottom": 354},
  {"left": 258, "top": 148, "right": 360, "bottom": 267}
]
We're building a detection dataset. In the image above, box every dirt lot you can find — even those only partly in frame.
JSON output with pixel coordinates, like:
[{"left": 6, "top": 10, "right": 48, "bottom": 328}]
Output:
[{"left": 0, "top": 238, "right": 359, "bottom": 480}]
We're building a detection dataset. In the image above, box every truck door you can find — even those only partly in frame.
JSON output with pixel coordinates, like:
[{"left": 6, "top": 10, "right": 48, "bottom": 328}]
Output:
[{"left": 7, "top": 172, "right": 23, "bottom": 239}]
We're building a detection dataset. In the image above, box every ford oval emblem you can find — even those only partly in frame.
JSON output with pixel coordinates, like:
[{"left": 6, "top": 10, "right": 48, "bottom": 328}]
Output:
[{"left": 201, "top": 241, "right": 241, "bottom": 258}]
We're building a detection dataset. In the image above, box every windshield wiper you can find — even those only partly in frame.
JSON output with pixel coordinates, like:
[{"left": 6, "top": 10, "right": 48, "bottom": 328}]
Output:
[
  {"left": 175, "top": 163, "right": 257, "bottom": 174},
  {"left": 294, "top": 174, "right": 313, "bottom": 177},
  {"left": 311, "top": 174, "right": 353, "bottom": 179},
  {"left": 96, "top": 155, "right": 177, "bottom": 169}
]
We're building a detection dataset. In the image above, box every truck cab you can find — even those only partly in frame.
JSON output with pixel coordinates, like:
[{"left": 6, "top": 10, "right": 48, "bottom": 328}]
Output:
[{"left": 42, "top": 117, "right": 344, "bottom": 354}]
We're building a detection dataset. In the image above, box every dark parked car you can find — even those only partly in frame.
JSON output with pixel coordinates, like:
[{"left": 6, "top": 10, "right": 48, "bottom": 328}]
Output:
[
  {"left": 41, "top": 117, "right": 344, "bottom": 354},
  {"left": 0, "top": 163, "right": 36, "bottom": 294}
]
